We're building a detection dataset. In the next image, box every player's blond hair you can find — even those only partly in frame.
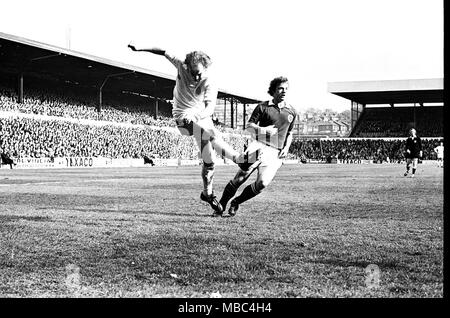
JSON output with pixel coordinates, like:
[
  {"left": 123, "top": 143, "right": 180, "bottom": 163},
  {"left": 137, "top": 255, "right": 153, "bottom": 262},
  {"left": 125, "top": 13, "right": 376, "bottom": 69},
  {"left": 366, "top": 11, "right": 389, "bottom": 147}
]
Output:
[{"left": 184, "top": 51, "right": 212, "bottom": 68}]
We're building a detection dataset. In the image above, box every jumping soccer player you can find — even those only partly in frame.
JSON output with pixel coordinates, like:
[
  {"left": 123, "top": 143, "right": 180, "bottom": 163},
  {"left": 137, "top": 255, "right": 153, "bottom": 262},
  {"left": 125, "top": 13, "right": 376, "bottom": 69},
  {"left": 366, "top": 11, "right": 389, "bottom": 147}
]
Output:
[
  {"left": 214, "top": 76, "right": 297, "bottom": 217},
  {"left": 404, "top": 128, "right": 422, "bottom": 178},
  {"left": 434, "top": 141, "right": 444, "bottom": 168},
  {"left": 128, "top": 44, "right": 243, "bottom": 214}
]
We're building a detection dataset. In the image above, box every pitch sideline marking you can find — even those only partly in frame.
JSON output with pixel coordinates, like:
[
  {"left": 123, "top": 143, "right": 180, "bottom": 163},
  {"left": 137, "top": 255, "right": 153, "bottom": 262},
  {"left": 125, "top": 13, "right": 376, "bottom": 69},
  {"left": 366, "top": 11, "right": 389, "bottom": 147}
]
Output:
[{"left": 0, "top": 179, "right": 123, "bottom": 187}]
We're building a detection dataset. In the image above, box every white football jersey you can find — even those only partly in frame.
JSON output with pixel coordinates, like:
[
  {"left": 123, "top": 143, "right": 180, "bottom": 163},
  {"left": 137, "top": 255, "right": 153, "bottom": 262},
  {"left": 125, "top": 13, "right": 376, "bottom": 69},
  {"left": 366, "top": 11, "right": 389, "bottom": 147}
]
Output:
[{"left": 434, "top": 145, "right": 444, "bottom": 158}]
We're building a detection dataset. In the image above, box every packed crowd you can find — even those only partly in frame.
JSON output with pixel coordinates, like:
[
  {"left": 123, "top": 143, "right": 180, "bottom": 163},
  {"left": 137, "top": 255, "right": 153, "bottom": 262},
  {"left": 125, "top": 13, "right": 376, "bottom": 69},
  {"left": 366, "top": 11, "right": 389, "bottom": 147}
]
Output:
[
  {"left": 0, "top": 116, "right": 247, "bottom": 160},
  {"left": 0, "top": 83, "right": 250, "bottom": 160},
  {"left": 1, "top": 112, "right": 442, "bottom": 163},
  {"left": 0, "top": 84, "right": 175, "bottom": 127},
  {"left": 0, "top": 85, "right": 443, "bottom": 163},
  {"left": 289, "top": 138, "right": 443, "bottom": 162}
]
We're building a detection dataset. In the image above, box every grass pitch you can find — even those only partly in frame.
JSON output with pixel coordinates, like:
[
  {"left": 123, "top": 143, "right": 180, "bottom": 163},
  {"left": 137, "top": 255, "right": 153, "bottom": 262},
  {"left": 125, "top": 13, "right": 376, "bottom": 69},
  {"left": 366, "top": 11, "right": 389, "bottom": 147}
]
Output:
[{"left": 0, "top": 163, "right": 443, "bottom": 298}]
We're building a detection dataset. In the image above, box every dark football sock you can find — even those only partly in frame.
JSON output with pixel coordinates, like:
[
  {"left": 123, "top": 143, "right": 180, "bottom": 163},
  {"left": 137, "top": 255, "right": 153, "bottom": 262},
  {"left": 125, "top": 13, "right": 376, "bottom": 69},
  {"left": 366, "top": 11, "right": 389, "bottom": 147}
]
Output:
[
  {"left": 234, "top": 182, "right": 260, "bottom": 205},
  {"left": 412, "top": 168, "right": 416, "bottom": 175},
  {"left": 219, "top": 181, "right": 238, "bottom": 209}
]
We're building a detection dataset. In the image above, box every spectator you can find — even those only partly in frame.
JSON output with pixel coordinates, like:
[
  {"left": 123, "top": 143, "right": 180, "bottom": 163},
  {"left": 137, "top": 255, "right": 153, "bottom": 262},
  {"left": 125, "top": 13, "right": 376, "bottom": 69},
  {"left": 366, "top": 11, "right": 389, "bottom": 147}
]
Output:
[
  {"left": 0, "top": 150, "right": 16, "bottom": 169},
  {"left": 0, "top": 86, "right": 442, "bottom": 163}
]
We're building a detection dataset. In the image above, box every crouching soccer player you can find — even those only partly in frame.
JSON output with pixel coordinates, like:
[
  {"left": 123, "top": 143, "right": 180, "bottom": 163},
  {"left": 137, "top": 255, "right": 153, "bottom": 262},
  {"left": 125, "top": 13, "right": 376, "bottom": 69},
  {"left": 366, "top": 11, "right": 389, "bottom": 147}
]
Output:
[
  {"left": 128, "top": 44, "right": 243, "bottom": 214},
  {"left": 404, "top": 128, "right": 422, "bottom": 178},
  {"left": 213, "top": 76, "right": 297, "bottom": 217}
]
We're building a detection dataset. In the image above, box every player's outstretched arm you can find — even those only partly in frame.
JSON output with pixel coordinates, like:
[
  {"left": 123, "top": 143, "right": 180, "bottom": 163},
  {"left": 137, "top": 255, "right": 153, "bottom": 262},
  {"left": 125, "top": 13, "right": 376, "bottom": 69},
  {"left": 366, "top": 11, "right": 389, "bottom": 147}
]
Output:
[
  {"left": 128, "top": 43, "right": 180, "bottom": 68},
  {"left": 128, "top": 44, "right": 166, "bottom": 56}
]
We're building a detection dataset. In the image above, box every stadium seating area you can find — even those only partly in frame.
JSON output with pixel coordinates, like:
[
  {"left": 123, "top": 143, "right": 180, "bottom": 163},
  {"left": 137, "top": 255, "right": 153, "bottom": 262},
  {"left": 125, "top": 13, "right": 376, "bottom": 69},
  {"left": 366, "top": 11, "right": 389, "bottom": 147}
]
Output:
[
  {"left": 0, "top": 116, "right": 191, "bottom": 159},
  {"left": 289, "top": 138, "right": 443, "bottom": 162},
  {"left": 0, "top": 82, "right": 443, "bottom": 163},
  {"left": 351, "top": 106, "right": 443, "bottom": 137},
  {"left": 0, "top": 83, "right": 175, "bottom": 127},
  {"left": 0, "top": 82, "right": 248, "bottom": 160}
]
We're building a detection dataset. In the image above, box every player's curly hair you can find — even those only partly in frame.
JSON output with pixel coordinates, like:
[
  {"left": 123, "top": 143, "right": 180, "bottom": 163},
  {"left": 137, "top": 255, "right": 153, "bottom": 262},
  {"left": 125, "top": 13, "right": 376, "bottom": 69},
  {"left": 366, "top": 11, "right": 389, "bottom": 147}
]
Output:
[
  {"left": 268, "top": 76, "right": 289, "bottom": 96},
  {"left": 185, "top": 51, "right": 212, "bottom": 68}
]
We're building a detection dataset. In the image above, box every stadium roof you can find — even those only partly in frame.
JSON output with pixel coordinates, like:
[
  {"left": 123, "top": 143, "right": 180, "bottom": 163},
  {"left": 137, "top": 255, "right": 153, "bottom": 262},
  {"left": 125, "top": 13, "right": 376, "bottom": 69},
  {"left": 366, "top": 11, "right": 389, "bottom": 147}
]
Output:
[
  {"left": 327, "top": 79, "right": 443, "bottom": 105},
  {"left": 0, "top": 32, "right": 261, "bottom": 104}
]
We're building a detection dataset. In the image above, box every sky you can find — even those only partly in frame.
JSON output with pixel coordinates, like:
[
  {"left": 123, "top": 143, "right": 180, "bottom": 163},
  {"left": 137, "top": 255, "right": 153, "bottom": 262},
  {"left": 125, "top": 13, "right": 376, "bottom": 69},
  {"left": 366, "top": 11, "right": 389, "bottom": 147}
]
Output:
[{"left": 0, "top": 0, "right": 443, "bottom": 112}]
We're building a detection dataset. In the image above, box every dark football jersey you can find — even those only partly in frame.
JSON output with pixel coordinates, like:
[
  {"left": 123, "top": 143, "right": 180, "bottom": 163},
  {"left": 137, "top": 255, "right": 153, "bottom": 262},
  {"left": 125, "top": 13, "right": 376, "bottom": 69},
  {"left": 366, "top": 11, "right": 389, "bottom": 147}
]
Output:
[
  {"left": 248, "top": 101, "right": 297, "bottom": 150},
  {"left": 405, "top": 136, "right": 422, "bottom": 158}
]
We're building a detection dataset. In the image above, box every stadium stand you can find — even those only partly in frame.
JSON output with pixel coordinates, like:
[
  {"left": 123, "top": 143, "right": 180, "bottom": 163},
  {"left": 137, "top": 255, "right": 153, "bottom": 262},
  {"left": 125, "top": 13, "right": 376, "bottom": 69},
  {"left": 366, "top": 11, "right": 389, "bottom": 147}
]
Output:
[
  {"left": 0, "top": 83, "right": 442, "bottom": 163},
  {"left": 351, "top": 106, "right": 443, "bottom": 137},
  {"left": 0, "top": 86, "right": 247, "bottom": 160},
  {"left": 289, "top": 138, "right": 443, "bottom": 162},
  {"left": 328, "top": 79, "right": 443, "bottom": 139},
  {"left": 0, "top": 77, "right": 175, "bottom": 127},
  {"left": 0, "top": 115, "right": 247, "bottom": 160},
  {"left": 0, "top": 33, "right": 444, "bottom": 166}
]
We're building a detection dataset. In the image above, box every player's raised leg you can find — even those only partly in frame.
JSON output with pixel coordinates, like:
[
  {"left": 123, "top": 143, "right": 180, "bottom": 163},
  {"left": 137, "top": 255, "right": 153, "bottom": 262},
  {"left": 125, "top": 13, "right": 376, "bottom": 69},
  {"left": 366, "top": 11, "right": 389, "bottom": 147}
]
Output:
[{"left": 193, "top": 118, "right": 243, "bottom": 164}]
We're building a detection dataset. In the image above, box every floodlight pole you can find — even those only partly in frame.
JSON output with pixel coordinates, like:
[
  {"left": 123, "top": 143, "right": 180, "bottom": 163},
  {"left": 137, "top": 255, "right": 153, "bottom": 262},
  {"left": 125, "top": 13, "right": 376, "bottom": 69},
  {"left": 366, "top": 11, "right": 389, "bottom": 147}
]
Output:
[
  {"left": 98, "top": 71, "right": 135, "bottom": 112},
  {"left": 223, "top": 98, "right": 227, "bottom": 126},
  {"left": 18, "top": 53, "right": 62, "bottom": 103},
  {"left": 243, "top": 103, "right": 247, "bottom": 130},
  {"left": 230, "top": 98, "right": 234, "bottom": 129},
  {"left": 18, "top": 75, "right": 23, "bottom": 104},
  {"left": 235, "top": 100, "right": 239, "bottom": 129}
]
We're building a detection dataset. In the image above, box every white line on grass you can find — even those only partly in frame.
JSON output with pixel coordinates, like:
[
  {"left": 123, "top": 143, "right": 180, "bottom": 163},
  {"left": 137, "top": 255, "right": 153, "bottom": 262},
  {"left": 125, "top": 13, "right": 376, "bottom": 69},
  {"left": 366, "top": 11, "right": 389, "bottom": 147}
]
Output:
[{"left": 0, "top": 179, "right": 130, "bottom": 187}]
